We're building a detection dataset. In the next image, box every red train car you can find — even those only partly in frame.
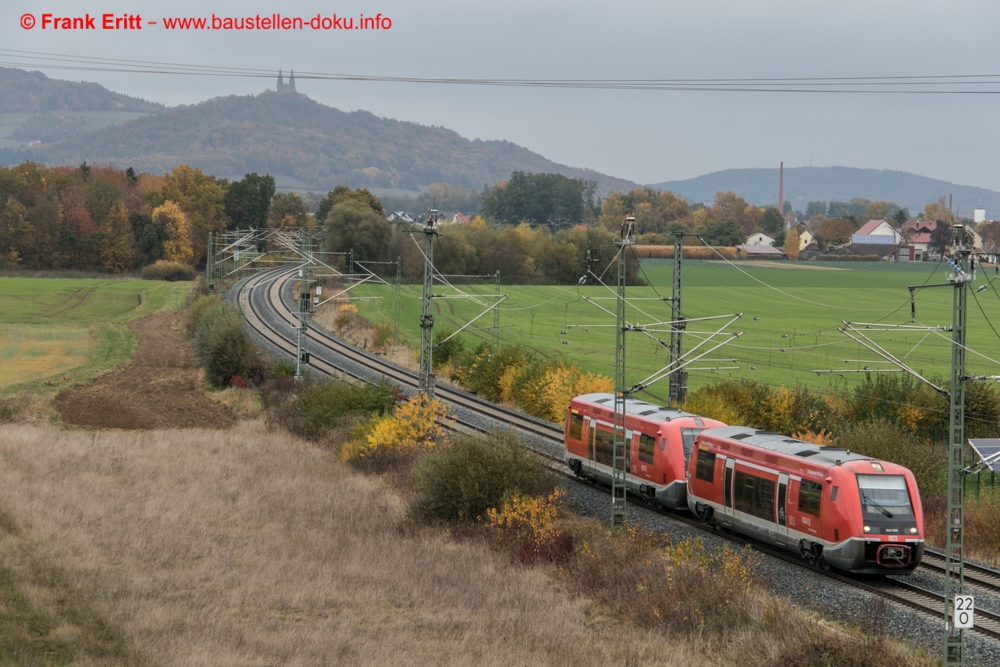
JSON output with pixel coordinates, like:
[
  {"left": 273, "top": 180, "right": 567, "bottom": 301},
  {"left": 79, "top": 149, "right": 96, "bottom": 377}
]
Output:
[
  {"left": 564, "top": 393, "right": 725, "bottom": 509},
  {"left": 686, "top": 426, "right": 925, "bottom": 574}
]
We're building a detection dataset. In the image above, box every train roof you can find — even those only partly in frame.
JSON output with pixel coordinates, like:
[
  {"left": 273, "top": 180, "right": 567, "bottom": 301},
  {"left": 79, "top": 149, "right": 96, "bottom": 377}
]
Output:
[
  {"left": 572, "top": 393, "right": 703, "bottom": 423},
  {"left": 700, "top": 425, "right": 874, "bottom": 469}
]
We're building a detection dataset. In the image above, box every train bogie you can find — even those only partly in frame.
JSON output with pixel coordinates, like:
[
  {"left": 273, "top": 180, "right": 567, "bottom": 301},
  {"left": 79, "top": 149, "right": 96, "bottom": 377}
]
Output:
[
  {"left": 563, "top": 393, "right": 724, "bottom": 510},
  {"left": 686, "top": 426, "right": 924, "bottom": 575}
]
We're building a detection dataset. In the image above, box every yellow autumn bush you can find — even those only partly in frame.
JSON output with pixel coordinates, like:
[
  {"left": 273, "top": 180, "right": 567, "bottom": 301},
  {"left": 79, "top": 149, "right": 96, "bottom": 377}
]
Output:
[{"left": 340, "top": 393, "right": 452, "bottom": 461}]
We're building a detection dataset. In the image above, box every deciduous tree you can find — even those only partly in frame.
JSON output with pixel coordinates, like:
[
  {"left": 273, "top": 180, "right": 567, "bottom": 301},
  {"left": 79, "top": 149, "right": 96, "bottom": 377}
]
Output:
[
  {"left": 224, "top": 173, "right": 275, "bottom": 230},
  {"left": 784, "top": 227, "right": 800, "bottom": 260},
  {"left": 99, "top": 201, "right": 134, "bottom": 273},
  {"left": 162, "top": 165, "right": 228, "bottom": 265},
  {"left": 155, "top": 201, "right": 193, "bottom": 265},
  {"left": 324, "top": 199, "right": 392, "bottom": 262}
]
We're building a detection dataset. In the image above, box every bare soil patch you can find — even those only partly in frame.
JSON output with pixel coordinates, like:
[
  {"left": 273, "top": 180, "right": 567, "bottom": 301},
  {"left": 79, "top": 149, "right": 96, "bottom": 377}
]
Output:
[{"left": 54, "top": 311, "right": 236, "bottom": 430}]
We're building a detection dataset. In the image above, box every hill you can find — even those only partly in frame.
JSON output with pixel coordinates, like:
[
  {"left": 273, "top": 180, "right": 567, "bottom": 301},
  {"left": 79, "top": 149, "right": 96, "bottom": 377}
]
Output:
[
  {"left": 648, "top": 166, "right": 1000, "bottom": 218},
  {"left": 0, "top": 68, "right": 164, "bottom": 114},
  {"left": 0, "top": 70, "right": 637, "bottom": 195}
]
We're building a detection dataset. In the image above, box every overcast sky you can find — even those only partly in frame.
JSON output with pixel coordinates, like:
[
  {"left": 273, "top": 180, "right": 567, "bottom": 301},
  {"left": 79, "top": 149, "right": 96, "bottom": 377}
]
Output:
[{"left": 2, "top": 0, "right": 999, "bottom": 190}]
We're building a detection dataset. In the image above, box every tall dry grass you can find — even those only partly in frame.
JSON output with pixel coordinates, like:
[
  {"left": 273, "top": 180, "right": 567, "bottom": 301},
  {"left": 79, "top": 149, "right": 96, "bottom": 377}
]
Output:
[{"left": 0, "top": 423, "right": 714, "bottom": 666}]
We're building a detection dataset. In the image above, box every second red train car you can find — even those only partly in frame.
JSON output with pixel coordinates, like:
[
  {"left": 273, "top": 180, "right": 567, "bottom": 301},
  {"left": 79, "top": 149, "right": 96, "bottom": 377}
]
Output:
[{"left": 564, "top": 393, "right": 726, "bottom": 509}]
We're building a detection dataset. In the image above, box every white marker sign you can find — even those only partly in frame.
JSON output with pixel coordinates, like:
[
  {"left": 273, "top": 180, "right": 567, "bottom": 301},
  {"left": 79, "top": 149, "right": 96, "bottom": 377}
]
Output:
[{"left": 954, "top": 595, "right": 975, "bottom": 629}]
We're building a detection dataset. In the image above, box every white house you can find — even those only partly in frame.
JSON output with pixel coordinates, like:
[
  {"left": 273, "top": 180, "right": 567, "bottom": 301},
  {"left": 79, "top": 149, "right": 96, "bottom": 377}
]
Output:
[
  {"left": 852, "top": 219, "right": 902, "bottom": 245},
  {"left": 745, "top": 233, "right": 775, "bottom": 246}
]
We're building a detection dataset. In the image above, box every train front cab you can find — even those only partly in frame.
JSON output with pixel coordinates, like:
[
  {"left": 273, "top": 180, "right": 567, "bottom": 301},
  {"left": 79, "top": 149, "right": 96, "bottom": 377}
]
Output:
[{"left": 687, "top": 429, "right": 924, "bottom": 575}]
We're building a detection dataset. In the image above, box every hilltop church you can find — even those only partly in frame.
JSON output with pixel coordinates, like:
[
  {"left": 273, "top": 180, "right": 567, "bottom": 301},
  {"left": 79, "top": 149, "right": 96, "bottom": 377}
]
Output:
[{"left": 277, "top": 69, "right": 296, "bottom": 94}]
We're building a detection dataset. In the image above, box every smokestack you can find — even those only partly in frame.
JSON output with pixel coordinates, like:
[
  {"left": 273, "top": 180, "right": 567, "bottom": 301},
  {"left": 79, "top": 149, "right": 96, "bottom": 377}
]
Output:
[
  {"left": 778, "top": 162, "right": 784, "bottom": 213},
  {"left": 949, "top": 193, "right": 953, "bottom": 213}
]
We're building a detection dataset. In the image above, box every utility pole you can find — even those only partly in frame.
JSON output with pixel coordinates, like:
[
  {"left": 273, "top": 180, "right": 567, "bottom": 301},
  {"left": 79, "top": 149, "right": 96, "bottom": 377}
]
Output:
[
  {"left": 493, "top": 270, "right": 501, "bottom": 352},
  {"left": 668, "top": 232, "right": 687, "bottom": 405},
  {"left": 206, "top": 232, "right": 213, "bottom": 292},
  {"left": 944, "top": 224, "right": 973, "bottom": 666},
  {"left": 394, "top": 256, "right": 402, "bottom": 351},
  {"left": 418, "top": 211, "right": 438, "bottom": 397},
  {"left": 295, "top": 232, "right": 312, "bottom": 380},
  {"left": 611, "top": 216, "right": 634, "bottom": 529}
]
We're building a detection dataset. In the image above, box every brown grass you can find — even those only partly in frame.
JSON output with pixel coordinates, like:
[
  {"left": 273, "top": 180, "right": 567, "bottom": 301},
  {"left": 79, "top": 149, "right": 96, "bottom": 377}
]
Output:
[{"left": 0, "top": 423, "right": 713, "bottom": 666}]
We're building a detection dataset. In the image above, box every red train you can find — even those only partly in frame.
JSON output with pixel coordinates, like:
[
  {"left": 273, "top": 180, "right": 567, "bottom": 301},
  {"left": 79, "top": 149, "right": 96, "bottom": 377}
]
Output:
[
  {"left": 563, "top": 395, "right": 925, "bottom": 574},
  {"left": 563, "top": 393, "right": 725, "bottom": 509},
  {"left": 686, "top": 426, "right": 924, "bottom": 574}
]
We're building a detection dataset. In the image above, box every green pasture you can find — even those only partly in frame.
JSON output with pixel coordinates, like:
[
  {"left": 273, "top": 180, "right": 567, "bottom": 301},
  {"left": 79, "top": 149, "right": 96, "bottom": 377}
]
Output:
[
  {"left": 0, "top": 277, "right": 191, "bottom": 390},
  {"left": 348, "top": 260, "right": 1000, "bottom": 405}
]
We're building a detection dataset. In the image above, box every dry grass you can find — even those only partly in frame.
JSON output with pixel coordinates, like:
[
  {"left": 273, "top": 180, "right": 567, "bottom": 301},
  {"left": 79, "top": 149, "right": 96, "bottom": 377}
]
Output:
[
  {"left": 0, "top": 422, "right": 716, "bottom": 666},
  {"left": 204, "top": 384, "right": 266, "bottom": 420},
  {"left": 0, "top": 324, "right": 96, "bottom": 387}
]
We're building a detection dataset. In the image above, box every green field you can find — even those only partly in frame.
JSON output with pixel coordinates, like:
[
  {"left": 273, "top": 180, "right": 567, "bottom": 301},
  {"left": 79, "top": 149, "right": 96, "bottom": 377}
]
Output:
[
  {"left": 0, "top": 278, "right": 191, "bottom": 390},
  {"left": 349, "top": 260, "right": 1000, "bottom": 404}
]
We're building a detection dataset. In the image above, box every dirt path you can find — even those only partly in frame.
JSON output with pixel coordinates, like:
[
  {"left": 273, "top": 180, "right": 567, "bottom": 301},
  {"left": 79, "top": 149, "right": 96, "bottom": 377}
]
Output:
[{"left": 54, "top": 311, "right": 236, "bottom": 430}]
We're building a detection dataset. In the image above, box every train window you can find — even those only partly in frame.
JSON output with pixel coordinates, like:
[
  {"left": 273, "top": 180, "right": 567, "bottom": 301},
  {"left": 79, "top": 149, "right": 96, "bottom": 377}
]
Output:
[
  {"left": 593, "top": 428, "right": 615, "bottom": 467},
  {"left": 695, "top": 450, "right": 715, "bottom": 482},
  {"left": 734, "top": 470, "right": 776, "bottom": 522},
  {"left": 680, "top": 428, "right": 706, "bottom": 469},
  {"left": 830, "top": 486, "right": 838, "bottom": 502},
  {"left": 798, "top": 480, "right": 823, "bottom": 517},
  {"left": 568, "top": 413, "right": 584, "bottom": 441},
  {"left": 638, "top": 434, "right": 655, "bottom": 464}
]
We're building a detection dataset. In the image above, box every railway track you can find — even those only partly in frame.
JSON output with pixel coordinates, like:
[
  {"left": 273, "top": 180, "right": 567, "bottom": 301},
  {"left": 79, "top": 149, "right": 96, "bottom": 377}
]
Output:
[
  {"left": 234, "top": 266, "right": 1000, "bottom": 648},
  {"left": 236, "top": 267, "right": 565, "bottom": 447}
]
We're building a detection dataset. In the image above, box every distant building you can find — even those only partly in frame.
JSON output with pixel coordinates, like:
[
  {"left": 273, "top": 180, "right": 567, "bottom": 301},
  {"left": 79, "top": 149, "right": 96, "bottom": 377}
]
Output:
[
  {"left": 745, "top": 233, "right": 775, "bottom": 246},
  {"left": 736, "top": 244, "right": 785, "bottom": 260},
  {"left": 799, "top": 230, "right": 817, "bottom": 252},
  {"left": 453, "top": 212, "right": 471, "bottom": 225},
  {"left": 386, "top": 211, "right": 414, "bottom": 223},
  {"left": 852, "top": 219, "right": 902, "bottom": 246},
  {"left": 975, "top": 208, "right": 987, "bottom": 224},
  {"left": 277, "top": 69, "right": 297, "bottom": 94}
]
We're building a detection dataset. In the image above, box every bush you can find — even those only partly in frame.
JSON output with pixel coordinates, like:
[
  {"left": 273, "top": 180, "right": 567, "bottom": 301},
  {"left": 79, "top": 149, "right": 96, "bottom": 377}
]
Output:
[
  {"left": 187, "top": 294, "right": 223, "bottom": 334},
  {"left": 412, "top": 430, "right": 556, "bottom": 521},
  {"left": 193, "top": 301, "right": 269, "bottom": 387},
  {"left": 340, "top": 392, "right": 450, "bottom": 461},
  {"left": 272, "top": 358, "right": 297, "bottom": 377},
  {"left": 278, "top": 378, "right": 397, "bottom": 439},
  {"left": 141, "top": 260, "right": 196, "bottom": 281},
  {"left": 0, "top": 396, "right": 17, "bottom": 423},
  {"left": 563, "top": 526, "right": 765, "bottom": 636},
  {"left": 371, "top": 322, "right": 394, "bottom": 351},
  {"left": 453, "top": 343, "right": 533, "bottom": 403},
  {"left": 433, "top": 328, "right": 465, "bottom": 369},
  {"left": 487, "top": 489, "right": 574, "bottom": 563}
]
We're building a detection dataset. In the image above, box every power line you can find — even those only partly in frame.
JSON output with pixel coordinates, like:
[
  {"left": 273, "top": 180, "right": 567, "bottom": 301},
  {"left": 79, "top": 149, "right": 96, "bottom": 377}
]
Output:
[{"left": 6, "top": 49, "right": 1000, "bottom": 93}]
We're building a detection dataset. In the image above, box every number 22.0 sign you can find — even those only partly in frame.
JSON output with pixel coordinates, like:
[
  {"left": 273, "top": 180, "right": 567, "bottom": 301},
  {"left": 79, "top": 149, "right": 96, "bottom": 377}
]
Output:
[{"left": 954, "top": 595, "right": 975, "bottom": 629}]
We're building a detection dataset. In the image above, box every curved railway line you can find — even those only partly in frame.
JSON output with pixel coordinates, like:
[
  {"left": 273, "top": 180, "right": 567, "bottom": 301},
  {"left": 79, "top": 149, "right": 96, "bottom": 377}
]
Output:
[{"left": 233, "top": 266, "right": 1000, "bottom": 648}]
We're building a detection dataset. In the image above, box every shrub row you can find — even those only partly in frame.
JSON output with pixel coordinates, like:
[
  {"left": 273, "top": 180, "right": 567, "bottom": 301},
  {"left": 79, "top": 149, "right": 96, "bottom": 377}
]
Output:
[
  {"left": 452, "top": 343, "right": 611, "bottom": 421},
  {"left": 140, "top": 260, "right": 196, "bottom": 281},
  {"left": 267, "top": 377, "right": 397, "bottom": 440}
]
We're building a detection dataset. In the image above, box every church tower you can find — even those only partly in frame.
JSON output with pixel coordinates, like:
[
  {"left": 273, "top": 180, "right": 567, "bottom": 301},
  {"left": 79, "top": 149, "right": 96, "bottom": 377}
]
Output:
[
  {"left": 277, "top": 69, "right": 285, "bottom": 93},
  {"left": 289, "top": 69, "right": 296, "bottom": 93}
]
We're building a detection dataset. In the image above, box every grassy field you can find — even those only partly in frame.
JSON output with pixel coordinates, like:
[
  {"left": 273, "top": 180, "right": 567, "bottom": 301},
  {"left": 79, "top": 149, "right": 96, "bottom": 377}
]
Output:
[
  {"left": 349, "top": 259, "right": 1000, "bottom": 404},
  {"left": 0, "top": 278, "right": 191, "bottom": 391}
]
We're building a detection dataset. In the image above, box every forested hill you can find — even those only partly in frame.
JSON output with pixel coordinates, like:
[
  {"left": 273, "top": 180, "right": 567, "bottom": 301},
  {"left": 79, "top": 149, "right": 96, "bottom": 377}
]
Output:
[
  {"left": 0, "top": 68, "right": 163, "bottom": 113},
  {"left": 12, "top": 88, "right": 638, "bottom": 194},
  {"left": 649, "top": 166, "right": 1000, "bottom": 217}
]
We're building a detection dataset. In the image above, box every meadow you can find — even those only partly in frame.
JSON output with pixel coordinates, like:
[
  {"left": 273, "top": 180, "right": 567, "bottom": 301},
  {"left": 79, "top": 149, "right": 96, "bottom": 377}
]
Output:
[
  {"left": 0, "top": 277, "right": 191, "bottom": 391},
  {"left": 350, "top": 259, "right": 1000, "bottom": 405}
]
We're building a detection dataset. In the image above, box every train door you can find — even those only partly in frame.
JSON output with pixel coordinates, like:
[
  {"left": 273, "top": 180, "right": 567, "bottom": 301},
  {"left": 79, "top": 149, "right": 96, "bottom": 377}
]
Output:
[
  {"left": 777, "top": 473, "right": 789, "bottom": 547},
  {"left": 584, "top": 418, "right": 596, "bottom": 477},
  {"left": 722, "top": 457, "right": 735, "bottom": 525}
]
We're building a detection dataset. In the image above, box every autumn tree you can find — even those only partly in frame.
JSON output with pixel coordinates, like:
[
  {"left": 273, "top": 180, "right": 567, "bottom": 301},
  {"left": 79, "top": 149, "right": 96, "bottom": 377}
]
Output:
[
  {"left": 710, "top": 190, "right": 760, "bottom": 236},
  {"left": 155, "top": 201, "right": 193, "bottom": 265},
  {"left": 866, "top": 200, "right": 889, "bottom": 221},
  {"left": 978, "top": 221, "right": 1000, "bottom": 250},
  {"left": 161, "top": 165, "right": 228, "bottom": 265},
  {"left": 784, "top": 227, "right": 801, "bottom": 260},
  {"left": 99, "top": 201, "right": 134, "bottom": 273},
  {"left": 268, "top": 192, "right": 310, "bottom": 230},
  {"left": 481, "top": 172, "right": 595, "bottom": 225},
  {"left": 817, "top": 217, "right": 855, "bottom": 246},
  {"left": 924, "top": 196, "right": 955, "bottom": 225}
]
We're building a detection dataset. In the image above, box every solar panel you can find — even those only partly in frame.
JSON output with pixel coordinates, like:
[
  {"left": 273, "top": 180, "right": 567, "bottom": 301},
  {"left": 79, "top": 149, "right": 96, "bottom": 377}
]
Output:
[{"left": 968, "top": 439, "right": 1000, "bottom": 472}]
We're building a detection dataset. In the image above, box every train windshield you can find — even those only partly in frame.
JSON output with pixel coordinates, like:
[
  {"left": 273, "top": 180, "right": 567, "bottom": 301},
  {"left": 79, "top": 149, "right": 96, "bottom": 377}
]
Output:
[{"left": 856, "top": 474, "right": 914, "bottom": 519}]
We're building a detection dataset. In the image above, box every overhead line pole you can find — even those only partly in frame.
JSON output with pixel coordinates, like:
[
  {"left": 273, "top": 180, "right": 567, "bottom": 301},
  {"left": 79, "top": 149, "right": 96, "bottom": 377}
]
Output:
[
  {"left": 611, "top": 216, "right": 634, "bottom": 529},
  {"left": 669, "top": 231, "right": 687, "bottom": 405},
  {"left": 418, "top": 211, "right": 438, "bottom": 397},
  {"left": 944, "top": 224, "right": 973, "bottom": 666}
]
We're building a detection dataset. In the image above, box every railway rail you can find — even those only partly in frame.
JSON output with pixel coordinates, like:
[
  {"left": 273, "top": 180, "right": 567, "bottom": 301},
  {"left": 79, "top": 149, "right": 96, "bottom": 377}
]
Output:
[{"left": 234, "top": 266, "right": 1000, "bottom": 649}]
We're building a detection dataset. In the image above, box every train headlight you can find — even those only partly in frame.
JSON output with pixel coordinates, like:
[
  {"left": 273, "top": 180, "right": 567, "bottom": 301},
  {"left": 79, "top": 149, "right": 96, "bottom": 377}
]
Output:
[
  {"left": 909, "top": 527, "right": 918, "bottom": 534},
  {"left": 863, "top": 525, "right": 871, "bottom": 533}
]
